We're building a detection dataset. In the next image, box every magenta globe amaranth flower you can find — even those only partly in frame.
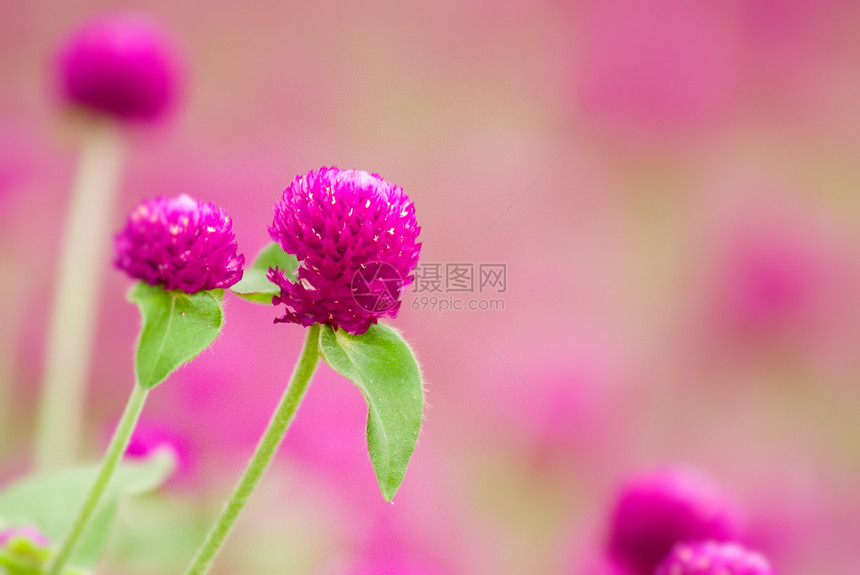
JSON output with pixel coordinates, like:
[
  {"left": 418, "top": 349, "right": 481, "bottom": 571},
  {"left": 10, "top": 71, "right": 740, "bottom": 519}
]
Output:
[
  {"left": 57, "top": 13, "right": 181, "bottom": 121},
  {"left": 656, "top": 541, "right": 775, "bottom": 575},
  {"left": 268, "top": 166, "right": 421, "bottom": 335},
  {"left": 606, "top": 468, "right": 744, "bottom": 575},
  {"left": 115, "top": 195, "right": 245, "bottom": 293}
]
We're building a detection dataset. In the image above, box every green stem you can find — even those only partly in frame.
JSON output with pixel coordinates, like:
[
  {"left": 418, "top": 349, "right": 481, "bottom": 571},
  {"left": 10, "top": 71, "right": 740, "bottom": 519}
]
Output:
[
  {"left": 183, "top": 324, "right": 321, "bottom": 575},
  {"left": 45, "top": 383, "right": 148, "bottom": 575},
  {"left": 35, "top": 120, "right": 125, "bottom": 471}
]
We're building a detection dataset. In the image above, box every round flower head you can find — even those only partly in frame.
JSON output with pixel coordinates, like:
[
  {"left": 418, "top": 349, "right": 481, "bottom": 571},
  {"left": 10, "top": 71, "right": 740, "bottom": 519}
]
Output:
[
  {"left": 606, "top": 468, "right": 743, "bottom": 575},
  {"left": 57, "top": 13, "right": 181, "bottom": 121},
  {"left": 0, "top": 526, "right": 51, "bottom": 570},
  {"left": 268, "top": 166, "right": 421, "bottom": 335},
  {"left": 0, "top": 526, "right": 50, "bottom": 548},
  {"left": 655, "top": 541, "right": 775, "bottom": 575},
  {"left": 115, "top": 195, "right": 244, "bottom": 293}
]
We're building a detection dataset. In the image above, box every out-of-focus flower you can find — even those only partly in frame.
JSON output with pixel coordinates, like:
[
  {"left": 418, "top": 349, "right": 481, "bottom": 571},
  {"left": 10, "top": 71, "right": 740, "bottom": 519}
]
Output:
[
  {"left": 731, "top": 0, "right": 855, "bottom": 121},
  {"left": 714, "top": 222, "right": 827, "bottom": 339},
  {"left": 56, "top": 13, "right": 182, "bottom": 122},
  {"left": 122, "top": 419, "right": 194, "bottom": 486},
  {"left": 268, "top": 166, "right": 421, "bottom": 335},
  {"left": 575, "top": 0, "right": 736, "bottom": 144},
  {"left": 655, "top": 541, "right": 774, "bottom": 575},
  {"left": 0, "top": 525, "right": 50, "bottom": 548},
  {"left": 114, "top": 195, "right": 244, "bottom": 293},
  {"left": 707, "top": 213, "right": 854, "bottom": 346},
  {"left": 0, "top": 526, "right": 52, "bottom": 572},
  {"left": 690, "top": 194, "right": 860, "bottom": 374},
  {"left": 606, "top": 468, "right": 744, "bottom": 575}
]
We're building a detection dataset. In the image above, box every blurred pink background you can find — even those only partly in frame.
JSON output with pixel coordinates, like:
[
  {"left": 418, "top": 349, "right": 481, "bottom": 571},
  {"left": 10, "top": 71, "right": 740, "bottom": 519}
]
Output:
[{"left": 2, "top": 0, "right": 860, "bottom": 573}]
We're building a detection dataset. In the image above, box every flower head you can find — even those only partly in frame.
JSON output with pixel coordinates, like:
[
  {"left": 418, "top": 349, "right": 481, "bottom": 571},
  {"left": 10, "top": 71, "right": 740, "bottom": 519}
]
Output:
[
  {"left": 0, "top": 526, "right": 50, "bottom": 549},
  {"left": 57, "top": 13, "right": 181, "bottom": 121},
  {"left": 575, "top": 0, "right": 735, "bottom": 145},
  {"left": 606, "top": 468, "right": 744, "bottom": 575},
  {"left": 268, "top": 166, "right": 421, "bottom": 335},
  {"left": 656, "top": 541, "right": 775, "bottom": 575},
  {"left": 115, "top": 195, "right": 244, "bottom": 293},
  {"left": 0, "top": 526, "right": 51, "bottom": 570},
  {"left": 122, "top": 419, "right": 194, "bottom": 486}
]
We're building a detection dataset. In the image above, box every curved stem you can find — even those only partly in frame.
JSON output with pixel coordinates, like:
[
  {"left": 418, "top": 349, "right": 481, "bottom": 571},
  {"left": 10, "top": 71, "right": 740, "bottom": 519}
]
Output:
[
  {"left": 183, "top": 324, "right": 321, "bottom": 575},
  {"left": 45, "top": 384, "right": 148, "bottom": 575},
  {"left": 35, "top": 119, "right": 125, "bottom": 471}
]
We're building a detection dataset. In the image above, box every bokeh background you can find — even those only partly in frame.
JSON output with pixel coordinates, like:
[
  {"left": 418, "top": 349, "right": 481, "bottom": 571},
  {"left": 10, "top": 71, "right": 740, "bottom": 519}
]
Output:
[{"left": 2, "top": 0, "right": 860, "bottom": 573}]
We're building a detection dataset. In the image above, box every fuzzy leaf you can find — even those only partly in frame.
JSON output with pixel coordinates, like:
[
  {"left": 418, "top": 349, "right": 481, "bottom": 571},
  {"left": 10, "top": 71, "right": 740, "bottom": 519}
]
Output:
[
  {"left": 230, "top": 242, "right": 299, "bottom": 304},
  {"left": 129, "top": 283, "right": 224, "bottom": 389},
  {"left": 0, "top": 450, "right": 175, "bottom": 568},
  {"left": 318, "top": 324, "right": 424, "bottom": 501}
]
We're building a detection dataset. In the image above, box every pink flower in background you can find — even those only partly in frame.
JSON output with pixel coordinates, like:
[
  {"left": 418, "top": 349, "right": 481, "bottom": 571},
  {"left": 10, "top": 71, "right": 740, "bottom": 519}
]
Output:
[
  {"left": 701, "top": 201, "right": 859, "bottom": 363},
  {"left": 719, "top": 228, "right": 820, "bottom": 334},
  {"left": 606, "top": 468, "right": 744, "bottom": 575},
  {"left": 655, "top": 541, "right": 774, "bottom": 575},
  {"left": 123, "top": 419, "right": 195, "bottom": 486},
  {"left": 114, "top": 195, "right": 245, "bottom": 293},
  {"left": 56, "top": 13, "right": 181, "bottom": 122},
  {"left": 0, "top": 526, "right": 49, "bottom": 548},
  {"left": 0, "top": 526, "right": 51, "bottom": 571},
  {"left": 268, "top": 166, "right": 421, "bottom": 334},
  {"left": 730, "top": 0, "right": 855, "bottom": 120},
  {"left": 575, "top": 0, "right": 736, "bottom": 143}
]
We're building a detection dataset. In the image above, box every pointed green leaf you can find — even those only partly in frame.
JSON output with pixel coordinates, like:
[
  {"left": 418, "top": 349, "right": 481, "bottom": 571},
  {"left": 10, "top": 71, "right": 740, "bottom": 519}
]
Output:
[
  {"left": 0, "top": 450, "right": 174, "bottom": 568},
  {"left": 129, "top": 283, "right": 224, "bottom": 389},
  {"left": 318, "top": 324, "right": 424, "bottom": 501},
  {"left": 229, "top": 242, "right": 299, "bottom": 304}
]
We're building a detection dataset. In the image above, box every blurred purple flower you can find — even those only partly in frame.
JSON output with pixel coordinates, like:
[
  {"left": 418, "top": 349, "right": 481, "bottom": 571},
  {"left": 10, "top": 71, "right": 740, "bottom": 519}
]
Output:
[
  {"left": 268, "top": 166, "right": 421, "bottom": 335},
  {"left": 718, "top": 228, "right": 822, "bottom": 336},
  {"left": 606, "top": 468, "right": 744, "bottom": 575},
  {"left": 691, "top": 196, "right": 860, "bottom": 374},
  {"left": 122, "top": 419, "right": 194, "bottom": 486},
  {"left": 655, "top": 541, "right": 774, "bottom": 575},
  {"left": 114, "top": 194, "right": 245, "bottom": 293},
  {"left": 575, "top": 0, "right": 736, "bottom": 144},
  {"left": 0, "top": 526, "right": 49, "bottom": 548},
  {"left": 708, "top": 213, "right": 856, "bottom": 348},
  {"left": 56, "top": 13, "right": 182, "bottom": 122}
]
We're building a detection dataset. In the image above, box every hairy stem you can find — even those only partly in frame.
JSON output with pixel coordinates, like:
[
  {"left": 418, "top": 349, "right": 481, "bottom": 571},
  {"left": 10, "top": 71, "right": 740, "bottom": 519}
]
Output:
[
  {"left": 45, "top": 383, "right": 148, "bottom": 575},
  {"left": 183, "top": 324, "right": 321, "bottom": 575}
]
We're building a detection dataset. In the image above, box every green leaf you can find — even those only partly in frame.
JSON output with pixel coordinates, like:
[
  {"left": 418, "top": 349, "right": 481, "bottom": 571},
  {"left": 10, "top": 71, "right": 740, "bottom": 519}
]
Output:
[
  {"left": 230, "top": 242, "right": 299, "bottom": 304},
  {"left": 318, "top": 324, "right": 424, "bottom": 501},
  {"left": 129, "top": 283, "right": 224, "bottom": 389},
  {"left": 0, "top": 450, "right": 174, "bottom": 568}
]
